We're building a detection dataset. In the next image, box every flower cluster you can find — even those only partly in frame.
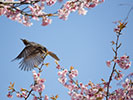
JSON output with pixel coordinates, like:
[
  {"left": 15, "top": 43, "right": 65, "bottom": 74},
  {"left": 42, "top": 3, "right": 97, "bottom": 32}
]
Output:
[
  {"left": 7, "top": 82, "right": 28, "bottom": 99},
  {"left": 114, "top": 55, "right": 131, "bottom": 70},
  {"left": 33, "top": 95, "right": 49, "bottom": 100},
  {"left": 7, "top": 70, "right": 51, "bottom": 100},
  {"left": 58, "top": 0, "right": 104, "bottom": 20},
  {"left": 0, "top": 0, "right": 104, "bottom": 26},
  {"left": 57, "top": 65, "right": 108, "bottom": 99},
  {"left": 42, "top": 17, "right": 52, "bottom": 26},
  {"left": 46, "top": 0, "right": 57, "bottom": 6},
  {"left": 114, "top": 70, "right": 123, "bottom": 80},
  {"left": 114, "top": 21, "right": 127, "bottom": 33},
  {"left": 106, "top": 60, "right": 111, "bottom": 67},
  {"left": 109, "top": 78, "right": 132, "bottom": 100},
  {"left": 31, "top": 70, "right": 46, "bottom": 92},
  {"left": 56, "top": 64, "right": 132, "bottom": 100},
  {"left": 106, "top": 55, "right": 131, "bottom": 81},
  {"left": 7, "top": 92, "right": 13, "bottom": 98}
]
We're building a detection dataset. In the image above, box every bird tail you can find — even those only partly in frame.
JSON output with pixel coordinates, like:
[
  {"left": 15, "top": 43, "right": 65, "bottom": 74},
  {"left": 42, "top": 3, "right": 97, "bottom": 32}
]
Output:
[{"left": 47, "top": 51, "right": 60, "bottom": 61}]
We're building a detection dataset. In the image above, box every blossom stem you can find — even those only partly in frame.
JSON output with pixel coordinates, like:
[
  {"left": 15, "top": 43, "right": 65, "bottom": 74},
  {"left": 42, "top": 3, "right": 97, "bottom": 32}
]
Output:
[
  {"left": 106, "top": 33, "right": 120, "bottom": 100},
  {"left": 25, "top": 89, "right": 33, "bottom": 100}
]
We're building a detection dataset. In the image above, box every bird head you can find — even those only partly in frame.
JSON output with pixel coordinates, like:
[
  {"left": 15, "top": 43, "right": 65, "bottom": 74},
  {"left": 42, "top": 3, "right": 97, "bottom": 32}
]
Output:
[
  {"left": 42, "top": 46, "right": 47, "bottom": 53},
  {"left": 20, "top": 39, "right": 29, "bottom": 45}
]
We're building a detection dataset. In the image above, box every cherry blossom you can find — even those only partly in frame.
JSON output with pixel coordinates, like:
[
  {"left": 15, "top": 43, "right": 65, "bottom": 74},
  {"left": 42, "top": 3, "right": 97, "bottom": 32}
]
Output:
[
  {"left": 0, "top": 0, "right": 104, "bottom": 26},
  {"left": 58, "top": 0, "right": 104, "bottom": 21},
  {"left": 114, "top": 55, "right": 131, "bottom": 70},
  {"left": 7, "top": 92, "right": 13, "bottom": 98},
  {"left": 31, "top": 70, "right": 46, "bottom": 92},
  {"left": 33, "top": 96, "right": 38, "bottom": 100},
  {"left": 46, "top": 0, "right": 57, "bottom": 6},
  {"left": 42, "top": 17, "right": 52, "bottom": 26},
  {"left": 44, "top": 95, "right": 49, "bottom": 100},
  {"left": 114, "top": 72, "right": 123, "bottom": 80},
  {"left": 16, "top": 93, "right": 23, "bottom": 98},
  {"left": 6, "top": 6, "right": 132, "bottom": 99},
  {"left": 106, "top": 60, "right": 111, "bottom": 67}
]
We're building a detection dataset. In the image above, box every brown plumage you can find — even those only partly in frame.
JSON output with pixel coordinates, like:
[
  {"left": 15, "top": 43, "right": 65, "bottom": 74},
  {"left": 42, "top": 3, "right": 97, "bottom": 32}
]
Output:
[{"left": 12, "top": 39, "right": 60, "bottom": 71}]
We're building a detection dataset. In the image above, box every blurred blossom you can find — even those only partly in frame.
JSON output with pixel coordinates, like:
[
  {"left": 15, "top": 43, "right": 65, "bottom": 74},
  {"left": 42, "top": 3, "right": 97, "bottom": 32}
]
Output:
[
  {"left": 44, "top": 95, "right": 49, "bottom": 100},
  {"left": 7, "top": 92, "right": 13, "bottom": 98},
  {"left": 106, "top": 60, "right": 111, "bottom": 67},
  {"left": 33, "top": 96, "right": 38, "bottom": 100},
  {"left": 114, "top": 73, "right": 123, "bottom": 80},
  {"left": 114, "top": 55, "right": 131, "bottom": 70},
  {"left": 31, "top": 70, "right": 46, "bottom": 92},
  {"left": 42, "top": 17, "right": 52, "bottom": 26}
]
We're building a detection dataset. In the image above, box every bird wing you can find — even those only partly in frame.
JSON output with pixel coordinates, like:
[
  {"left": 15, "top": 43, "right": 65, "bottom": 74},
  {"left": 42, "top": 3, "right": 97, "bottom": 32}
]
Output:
[
  {"left": 12, "top": 46, "right": 37, "bottom": 61},
  {"left": 47, "top": 51, "right": 60, "bottom": 61},
  {"left": 18, "top": 48, "right": 45, "bottom": 71}
]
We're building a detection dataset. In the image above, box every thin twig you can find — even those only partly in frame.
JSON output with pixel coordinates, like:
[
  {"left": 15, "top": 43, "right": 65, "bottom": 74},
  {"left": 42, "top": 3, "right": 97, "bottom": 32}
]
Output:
[
  {"left": 106, "top": 34, "right": 120, "bottom": 100},
  {"left": 124, "top": 6, "right": 133, "bottom": 22},
  {"left": 0, "top": 0, "right": 39, "bottom": 5},
  {"left": 25, "top": 89, "right": 33, "bottom": 100}
]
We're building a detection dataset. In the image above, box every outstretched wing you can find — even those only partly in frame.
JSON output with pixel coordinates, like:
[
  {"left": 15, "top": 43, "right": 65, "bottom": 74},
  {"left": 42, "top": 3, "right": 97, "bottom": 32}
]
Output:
[
  {"left": 18, "top": 48, "right": 45, "bottom": 71},
  {"left": 12, "top": 46, "right": 36, "bottom": 61}
]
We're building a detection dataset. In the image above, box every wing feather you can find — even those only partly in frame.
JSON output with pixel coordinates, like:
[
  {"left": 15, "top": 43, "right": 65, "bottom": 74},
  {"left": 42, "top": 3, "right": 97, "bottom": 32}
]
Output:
[
  {"left": 12, "top": 46, "right": 36, "bottom": 61},
  {"left": 18, "top": 48, "right": 45, "bottom": 71}
]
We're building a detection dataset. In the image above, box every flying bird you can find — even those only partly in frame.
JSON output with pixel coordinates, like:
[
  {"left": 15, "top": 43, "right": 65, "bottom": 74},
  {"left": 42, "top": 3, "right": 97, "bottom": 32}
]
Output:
[{"left": 12, "top": 39, "right": 60, "bottom": 71}]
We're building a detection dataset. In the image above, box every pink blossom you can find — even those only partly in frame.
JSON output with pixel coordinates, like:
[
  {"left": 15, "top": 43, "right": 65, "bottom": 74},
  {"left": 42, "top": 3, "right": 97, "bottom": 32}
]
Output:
[
  {"left": 22, "top": 16, "right": 33, "bottom": 26},
  {"left": 56, "top": 65, "right": 61, "bottom": 69},
  {"left": 31, "top": 83, "right": 45, "bottom": 92},
  {"left": 114, "top": 73, "right": 123, "bottom": 80},
  {"left": 69, "top": 69, "right": 78, "bottom": 78},
  {"left": 32, "top": 70, "right": 40, "bottom": 81},
  {"left": 7, "top": 92, "right": 13, "bottom": 98},
  {"left": 0, "top": 8, "right": 5, "bottom": 16},
  {"left": 108, "top": 87, "right": 132, "bottom": 100},
  {"left": 89, "top": 3, "right": 96, "bottom": 8},
  {"left": 0, "top": 0, "right": 104, "bottom": 26},
  {"left": 58, "top": 77, "right": 67, "bottom": 84},
  {"left": 22, "top": 91, "right": 27, "bottom": 98},
  {"left": 31, "top": 70, "right": 46, "bottom": 92},
  {"left": 33, "top": 96, "right": 38, "bottom": 100},
  {"left": 106, "top": 60, "right": 111, "bottom": 67},
  {"left": 28, "top": 4, "right": 44, "bottom": 17},
  {"left": 78, "top": 8, "right": 87, "bottom": 15},
  {"left": 122, "top": 78, "right": 130, "bottom": 88},
  {"left": 16, "top": 93, "right": 23, "bottom": 98},
  {"left": 57, "top": 66, "right": 106, "bottom": 100},
  {"left": 38, "top": 78, "right": 46, "bottom": 84},
  {"left": 44, "top": 95, "right": 49, "bottom": 100},
  {"left": 114, "top": 28, "right": 119, "bottom": 32},
  {"left": 58, "top": 69, "right": 68, "bottom": 77},
  {"left": 46, "top": 0, "right": 57, "bottom": 6},
  {"left": 42, "top": 17, "right": 52, "bottom": 26},
  {"left": 58, "top": 9, "right": 70, "bottom": 20},
  {"left": 114, "top": 55, "right": 131, "bottom": 70},
  {"left": 58, "top": 0, "right": 63, "bottom": 2}
]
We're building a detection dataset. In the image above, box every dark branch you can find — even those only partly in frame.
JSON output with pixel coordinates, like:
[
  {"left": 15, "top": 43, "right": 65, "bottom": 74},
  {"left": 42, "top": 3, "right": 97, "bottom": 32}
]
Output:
[{"left": 106, "top": 34, "right": 120, "bottom": 100}]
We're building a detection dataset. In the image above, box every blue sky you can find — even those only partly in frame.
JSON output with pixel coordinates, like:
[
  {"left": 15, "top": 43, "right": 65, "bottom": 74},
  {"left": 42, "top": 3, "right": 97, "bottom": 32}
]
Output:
[{"left": 0, "top": 0, "right": 133, "bottom": 100}]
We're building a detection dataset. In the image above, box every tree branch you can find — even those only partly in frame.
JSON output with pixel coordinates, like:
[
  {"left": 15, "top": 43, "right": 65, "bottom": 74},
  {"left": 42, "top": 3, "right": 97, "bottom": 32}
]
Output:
[{"left": 106, "top": 34, "right": 120, "bottom": 100}]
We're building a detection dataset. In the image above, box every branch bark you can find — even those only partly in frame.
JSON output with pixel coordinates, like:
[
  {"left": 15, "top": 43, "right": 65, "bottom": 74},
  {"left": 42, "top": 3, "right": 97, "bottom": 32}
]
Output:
[{"left": 106, "top": 34, "right": 120, "bottom": 100}]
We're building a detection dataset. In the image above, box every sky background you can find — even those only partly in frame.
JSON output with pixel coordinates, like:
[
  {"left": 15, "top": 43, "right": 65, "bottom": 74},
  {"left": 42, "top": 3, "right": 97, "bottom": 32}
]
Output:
[{"left": 0, "top": 0, "right": 133, "bottom": 100}]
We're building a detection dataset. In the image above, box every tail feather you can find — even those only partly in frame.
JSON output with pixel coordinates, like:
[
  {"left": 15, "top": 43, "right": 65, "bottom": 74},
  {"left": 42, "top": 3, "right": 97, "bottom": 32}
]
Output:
[{"left": 47, "top": 51, "right": 60, "bottom": 61}]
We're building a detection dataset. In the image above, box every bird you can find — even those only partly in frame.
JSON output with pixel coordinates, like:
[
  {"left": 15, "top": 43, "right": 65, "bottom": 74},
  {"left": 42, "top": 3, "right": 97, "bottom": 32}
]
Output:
[{"left": 12, "top": 39, "right": 60, "bottom": 71}]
